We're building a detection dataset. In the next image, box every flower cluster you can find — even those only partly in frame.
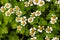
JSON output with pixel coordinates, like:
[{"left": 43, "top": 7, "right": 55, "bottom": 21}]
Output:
[
  {"left": 24, "top": 0, "right": 45, "bottom": 7},
  {"left": 50, "top": 14, "right": 58, "bottom": 24},
  {"left": 45, "top": 35, "right": 59, "bottom": 40}
]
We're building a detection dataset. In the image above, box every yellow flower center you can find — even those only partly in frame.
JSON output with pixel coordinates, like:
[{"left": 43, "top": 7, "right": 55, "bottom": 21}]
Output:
[
  {"left": 6, "top": 12, "right": 10, "bottom": 15},
  {"left": 40, "top": 1, "right": 43, "bottom": 4},
  {"left": 36, "top": 11, "right": 40, "bottom": 14},
  {"left": 29, "top": 18, "right": 32, "bottom": 21},
  {"left": 47, "top": 28, "right": 51, "bottom": 31},
  {"left": 22, "top": 18, "right": 25, "bottom": 21},
  {"left": 31, "top": 14, "right": 35, "bottom": 17},
  {"left": 29, "top": 1, "right": 33, "bottom": 4},
  {"left": 52, "top": 16, "right": 56, "bottom": 19},
  {"left": 21, "top": 21, "right": 25, "bottom": 24},
  {"left": 16, "top": 17, "right": 20, "bottom": 20},
  {"left": 1, "top": 7, "right": 5, "bottom": 11},
  {"left": 52, "top": 20, "right": 55, "bottom": 23},
  {"left": 15, "top": 6, "right": 19, "bottom": 10},
  {"left": 17, "top": 25, "right": 21, "bottom": 29},
  {"left": 6, "top": 4, "right": 9, "bottom": 7},
  {"left": 35, "top": 0, "right": 38, "bottom": 3},
  {"left": 10, "top": 8, "right": 13, "bottom": 12},
  {"left": 25, "top": 2, "right": 29, "bottom": 6},
  {"left": 39, "top": 27, "right": 43, "bottom": 30},
  {"left": 16, "top": 11, "right": 21, "bottom": 15}
]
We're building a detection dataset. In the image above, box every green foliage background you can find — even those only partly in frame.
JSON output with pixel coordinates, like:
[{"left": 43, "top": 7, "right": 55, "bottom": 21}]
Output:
[{"left": 0, "top": 0, "right": 60, "bottom": 40}]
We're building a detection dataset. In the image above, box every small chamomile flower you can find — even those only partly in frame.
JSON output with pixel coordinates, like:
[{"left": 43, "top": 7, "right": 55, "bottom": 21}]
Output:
[
  {"left": 24, "top": 1, "right": 29, "bottom": 7},
  {"left": 8, "top": 8, "right": 14, "bottom": 14},
  {"left": 35, "top": 10, "right": 41, "bottom": 16},
  {"left": 20, "top": 0, "right": 24, "bottom": 1},
  {"left": 29, "top": 0, "right": 33, "bottom": 6},
  {"left": 17, "top": 25, "right": 22, "bottom": 31},
  {"left": 31, "top": 37, "right": 37, "bottom": 40},
  {"left": 38, "top": 25, "right": 44, "bottom": 33},
  {"left": 14, "top": 6, "right": 20, "bottom": 11},
  {"left": 16, "top": 11, "right": 22, "bottom": 17},
  {"left": 52, "top": 37, "right": 59, "bottom": 40},
  {"left": 46, "top": 0, "right": 51, "bottom": 2},
  {"left": 45, "top": 36, "right": 50, "bottom": 40},
  {"left": 51, "top": 14, "right": 58, "bottom": 20},
  {"left": 57, "top": 0, "right": 60, "bottom": 4},
  {"left": 5, "top": 3, "right": 11, "bottom": 8},
  {"left": 46, "top": 26, "right": 53, "bottom": 33},
  {"left": 38, "top": 0, "right": 45, "bottom": 6},
  {"left": 5, "top": 11, "right": 11, "bottom": 16},
  {"left": 50, "top": 20, "right": 57, "bottom": 24},
  {"left": 30, "top": 27, "right": 36, "bottom": 37},
  {"left": 28, "top": 17, "right": 34, "bottom": 23},
  {"left": 21, "top": 21, "right": 27, "bottom": 26},
  {"left": 30, "top": 12, "right": 35, "bottom": 18},
  {"left": 33, "top": 0, "right": 40, "bottom": 5},
  {"left": 15, "top": 17, "right": 21, "bottom": 22},
  {"left": 0, "top": 6, "right": 6, "bottom": 12},
  {"left": 21, "top": 16, "right": 27, "bottom": 21}
]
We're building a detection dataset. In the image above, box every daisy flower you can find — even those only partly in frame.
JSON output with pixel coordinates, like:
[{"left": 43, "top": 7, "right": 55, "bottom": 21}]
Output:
[
  {"left": 46, "top": 26, "right": 53, "bottom": 33},
  {"left": 30, "top": 12, "right": 35, "bottom": 18},
  {"left": 51, "top": 14, "right": 58, "bottom": 20},
  {"left": 29, "top": 0, "right": 33, "bottom": 6},
  {"left": 17, "top": 25, "right": 22, "bottom": 31},
  {"left": 35, "top": 10, "right": 41, "bottom": 16},
  {"left": 8, "top": 8, "right": 14, "bottom": 14},
  {"left": 14, "top": 6, "right": 20, "bottom": 11},
  {"left": 15, "top": 17, "right": 21, "bottom": 22},
  {"left": 24, "top": 1, "right": 29, "bottom": 7},
  {"left": 45, "top": 36, "right": 50, "bottom": 40},
  {"left": 33, "top": 0, "right": 40, "bottom": 5},
  {"left": 30, "top": 27, "right": 36, "bottom": 37},
  {"left": 0, "top": 6, "right": 6, "bottom": 12},
  {"left": 16, "top": 11, "right": 22, "bottom": 17},
  {"left": 5, "top": 3, "right": 11, "bottom": 8},
  {"left": 28, "top": 17, "right": 34, "bottom": 23},
  {"left": 50, "top": 19, "right": 57, "bottom": 24},
  {"left": 38, "top": 0, "right": 45, "bottom": 6},
  {"left": 5, "top": 11, "right": 11, "bottom": 16},
  {"left": 31, "top": 37, "right": 37, "bottom": 40},
  {"left": 52, "top": 37, "right": 59, "bottom": 40},
  {"left": 21, "top": 21, "right": 27, "bottom": 26},
  {"left": 38, "top": 25, "right": 44, "bottom": 33},
  {"left": 21, "top": 16, "right": 27, "bottom": 21}
]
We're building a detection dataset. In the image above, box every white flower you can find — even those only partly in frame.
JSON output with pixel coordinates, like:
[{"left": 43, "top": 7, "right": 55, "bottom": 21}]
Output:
[
  {"left": 52, "top": 37, "right": 59, "bottom": 40},
  {"left": 24, "top": 1, "right": 29, "bottom": 7},
  {"left": 46, "top": 26, "right": 53, "bottom": 33},
  {"left": 21, "top": 16, "right": 27, "bottom": 21},
  {"left": 8, "top": 8, "right": 14, "bottom": 14},
  {"left": 15, "top": 17, "right": 21, "bottom": 22},
  {"left": 30, "top": 12, "right": 35, "bottom": 18},
  {"left": 57, "top": 1, "right": 60, "bottom": 4},
  {"left": 31, "top": 37, "right": 37, "bottom": 40},
  {"left": 46, "top": 0, "right": 51, "bottom": 2},
  {"left": 0, "top": 6, "right": 6, "bottom": 12},
  {"left": 51, "top": 14, "right": 58, "bottom": 20},
  {"left": 20, "top": 0, "right": 24, "bottom": 1},
  {"left": 38, "top": 25, "right": 44, "bottom": 33},
  {"left": 28, "top": 17, "right": 34, "bottom": 23},
  {"left": 33, "top": 0, "right": 40, "bottom": 5},
  {"left": 38, "top": 0, "right": 45, "bottom": 6},
  {"left": 16, "top": 11, "right": 22, "bottom": 16},
  {"left": 21, "top": 21, "right": 27, "bottom": 26},
  {"left": 14, "top": 6, "right": 20, "bottom": 11},
  {"left": 35, "top": 10, "right": 41, "bottom": 16},
  {"left": 5, "top": 3, "right": 11, "bottom": 8},
  {"left": 30, "top": 27, "right": 36, "bottom": 37},
  {"left": 17, "top": 25, "right": 22, "bottom": 31},
  {"left": 29, "top": 0, "right": 33, "bottom": 6},
  {"left": 50, "top": 20, "right": 57, "bottom": 24},
  {"left": 5, "top": 11, "right": 11, "bottom": 16},
  {"left": 45, "top": 36, "right": 50, "bottom": 40}
]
